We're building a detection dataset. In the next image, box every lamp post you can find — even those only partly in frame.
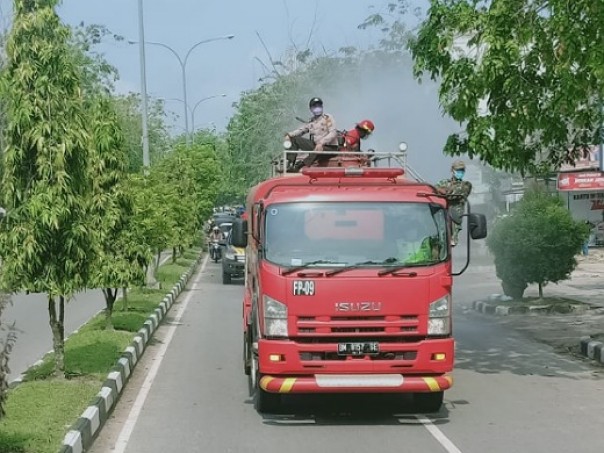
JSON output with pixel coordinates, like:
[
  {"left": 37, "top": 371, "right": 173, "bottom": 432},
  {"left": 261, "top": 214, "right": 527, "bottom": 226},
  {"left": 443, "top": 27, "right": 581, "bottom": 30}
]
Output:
[
  {"left": 136, "top": 0, "right": 150, "bottom": 169},
  {"left": 130, "top": 35, "right": 234, "bottom": 145},
  {"left": 160, "top": 94, "right": 227, "bottom": 140},
  {"left": 191, "top": 94, "right": 227, "bottom": 134}
]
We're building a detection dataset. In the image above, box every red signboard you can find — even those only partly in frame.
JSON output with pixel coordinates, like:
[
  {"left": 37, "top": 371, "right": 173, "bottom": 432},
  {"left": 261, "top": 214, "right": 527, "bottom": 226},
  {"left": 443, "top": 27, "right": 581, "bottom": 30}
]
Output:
[{"left": 557, "top": 171, "right": 604, "bottom": 191}]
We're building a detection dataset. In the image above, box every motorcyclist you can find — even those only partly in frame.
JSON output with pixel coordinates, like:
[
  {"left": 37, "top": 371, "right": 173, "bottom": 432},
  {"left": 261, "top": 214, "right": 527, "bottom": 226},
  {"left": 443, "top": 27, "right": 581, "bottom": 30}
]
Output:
[
  {"left": 208, "top": 226, "right": 224, "bottom": 260},
  {"left": 340, "top": 119, "right": 375, "bottom": 152},
  {"left": 435, "top": 160, "right": 473, "bottom": 246},
  {"left": 285, "top": 97, "right": 338, "bottom": 171},
  {"left": 208, "top": 226, "right": 224, "bottom": 243}
]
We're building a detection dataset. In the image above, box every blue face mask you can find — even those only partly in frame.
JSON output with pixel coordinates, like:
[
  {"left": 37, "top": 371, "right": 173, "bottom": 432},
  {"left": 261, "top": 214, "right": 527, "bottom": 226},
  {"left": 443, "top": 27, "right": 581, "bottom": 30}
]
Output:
[
  {"left": 454, "top": 170, "right": 465, "bottom": 180},
  {"left": 311, "top": 106, "right": 323, "bottom": 116}
]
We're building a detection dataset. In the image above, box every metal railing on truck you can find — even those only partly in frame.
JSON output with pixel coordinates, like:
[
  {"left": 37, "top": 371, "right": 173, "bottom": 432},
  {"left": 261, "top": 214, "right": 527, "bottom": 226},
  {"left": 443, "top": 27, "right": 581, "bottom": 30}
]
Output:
[{"left": 270, "top": 148, "right": 426, "bottom": 182}]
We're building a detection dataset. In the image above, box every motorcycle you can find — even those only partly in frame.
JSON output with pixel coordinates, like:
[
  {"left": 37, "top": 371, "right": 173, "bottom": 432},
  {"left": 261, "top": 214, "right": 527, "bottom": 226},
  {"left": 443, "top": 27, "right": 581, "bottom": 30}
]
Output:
[{"left": 210, "top": 241, "right": 222, "bottom": 263}]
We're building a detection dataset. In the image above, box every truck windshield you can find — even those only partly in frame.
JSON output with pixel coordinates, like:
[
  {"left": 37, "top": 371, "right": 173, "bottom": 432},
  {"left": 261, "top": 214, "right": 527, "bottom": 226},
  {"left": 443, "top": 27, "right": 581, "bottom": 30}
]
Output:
[{"left": 264, "top": 202, "right": 448, "bottom": 268}]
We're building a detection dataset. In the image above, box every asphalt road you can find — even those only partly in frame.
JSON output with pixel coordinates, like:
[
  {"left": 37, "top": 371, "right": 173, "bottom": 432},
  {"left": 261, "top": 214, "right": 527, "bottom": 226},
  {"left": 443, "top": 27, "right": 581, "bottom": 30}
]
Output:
[
  {"left": 91, "top": 258, "right": 604, "bottom": 453},
  {"left": 4, "top": 253, "right": 172, "bottom": 382}
]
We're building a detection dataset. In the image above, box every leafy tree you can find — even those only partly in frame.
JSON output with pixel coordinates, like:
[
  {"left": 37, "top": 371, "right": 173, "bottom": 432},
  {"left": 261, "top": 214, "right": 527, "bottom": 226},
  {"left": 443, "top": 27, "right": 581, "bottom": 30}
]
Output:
[
  {"left": 69, "top": 23, "right": 121, "bottom": 94},
  {"left": 0, "top": 0, "right": 97, "bottom": 374},
  {"left": 0, "top": 292, "right": 17, "bottom": 420},
  {"left": 114, "top": 93, "right": 171, "bottom": 173},
  {"left": 486, "top": 188, "right": 588, "bottom": 298},
  {"left": 89, "top": 96, "right": 144, "bottom": 329},
  {"left": 404, "top": 0, "right": 604, "bottom": 173},
  {"left": 152, "top": 142, "right": 221, "bottom": 261}
]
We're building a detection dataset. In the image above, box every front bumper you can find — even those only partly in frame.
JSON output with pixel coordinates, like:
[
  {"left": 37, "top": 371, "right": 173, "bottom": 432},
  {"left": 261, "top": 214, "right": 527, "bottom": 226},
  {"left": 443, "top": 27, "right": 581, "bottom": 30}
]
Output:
[
  {"left": 257, "top": 337, "right": 454, "bottom": 394},
  {"left": 223, "top": 259, "right": 244, "bottom": 276},
  {"left": 259, "top": 374, "right": 452, "bottom": 394}
]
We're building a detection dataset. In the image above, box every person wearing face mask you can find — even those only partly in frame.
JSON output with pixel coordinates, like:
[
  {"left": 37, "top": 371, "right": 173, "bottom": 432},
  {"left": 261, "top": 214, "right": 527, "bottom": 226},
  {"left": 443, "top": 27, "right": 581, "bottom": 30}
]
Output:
[
  {"left": 285, "top": 97, "right": 338, "bottom": 171},
  {"left": 435, "top": 160, "right": 473, "bottom": 246}
]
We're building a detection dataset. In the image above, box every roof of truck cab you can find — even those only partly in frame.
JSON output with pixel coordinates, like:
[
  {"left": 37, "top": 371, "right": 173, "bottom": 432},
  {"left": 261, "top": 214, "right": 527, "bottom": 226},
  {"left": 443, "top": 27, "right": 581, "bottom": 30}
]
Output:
[{"left": 247, "top": 171, "right": 442, "bottom": 205}]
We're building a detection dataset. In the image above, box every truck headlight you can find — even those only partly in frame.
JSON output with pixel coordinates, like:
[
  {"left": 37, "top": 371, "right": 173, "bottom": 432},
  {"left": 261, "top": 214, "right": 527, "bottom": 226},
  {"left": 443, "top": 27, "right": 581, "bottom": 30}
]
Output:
[
  {"left": 263, "top": 296, "right": 288, "bottom": 338},
  {"left": 428, "top": 295, "right": 451, "bottom": 336},
  {"left": 225, "top": 251, "right": 235, "bottom": 260}
]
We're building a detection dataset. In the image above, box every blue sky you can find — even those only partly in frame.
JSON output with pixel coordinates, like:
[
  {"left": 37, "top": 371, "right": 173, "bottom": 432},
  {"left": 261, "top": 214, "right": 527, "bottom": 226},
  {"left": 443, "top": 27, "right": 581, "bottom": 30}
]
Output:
[
  {"left": 0, "top": 0, "right": 461, "bottom": 181},
  {"left": 55, "top": 0, "right": 391, "bottom": 132}
]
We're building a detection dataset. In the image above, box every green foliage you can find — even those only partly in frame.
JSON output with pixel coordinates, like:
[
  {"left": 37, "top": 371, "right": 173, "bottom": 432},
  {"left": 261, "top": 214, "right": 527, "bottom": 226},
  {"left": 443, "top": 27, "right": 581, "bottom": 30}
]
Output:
[
  {"left": 0, "top": 379, "right": 100, "bottom": 453},
  {"left": 406, "top": 0, "right": 604, "bottom": 173},
  {"left": 0, "top": 0, "right": 96, "bottom": 296},
  {"left": 486, "top": 188, "right": 589, "bottom": 297},
  {"left": 88, "top": 95, "right": 145, "bottom": 295},
  {"left": 113, "top": 94, "right": 171, "bottom": 173},
  {"left": 146, "top": 141, "right": 221, "bottom": 252}
]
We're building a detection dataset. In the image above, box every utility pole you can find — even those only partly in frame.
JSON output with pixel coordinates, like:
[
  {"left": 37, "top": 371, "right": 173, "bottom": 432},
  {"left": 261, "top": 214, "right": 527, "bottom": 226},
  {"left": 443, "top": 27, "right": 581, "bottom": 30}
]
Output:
[{"left": 137, "top": 0, "right": 150, "bottom": 169}]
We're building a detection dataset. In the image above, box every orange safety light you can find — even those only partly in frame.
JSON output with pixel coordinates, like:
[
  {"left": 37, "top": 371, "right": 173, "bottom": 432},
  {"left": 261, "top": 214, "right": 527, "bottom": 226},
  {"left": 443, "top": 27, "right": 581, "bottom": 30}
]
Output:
[{"left": 301, "top": 167, "right": 404, "bottom": 179}]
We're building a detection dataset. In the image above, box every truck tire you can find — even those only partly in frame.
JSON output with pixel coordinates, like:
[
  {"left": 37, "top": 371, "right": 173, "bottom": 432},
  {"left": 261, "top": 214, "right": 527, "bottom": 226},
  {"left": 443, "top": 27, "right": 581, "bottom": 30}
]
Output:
[
  {"left": 414, "top": 391, "right": 444, "bottom": 413},
  {"left": 223, "top": 271, "right": 231, "bottom": 284},
  {"left": 248, "top": 315, "right": 281, "bottom": 413}
]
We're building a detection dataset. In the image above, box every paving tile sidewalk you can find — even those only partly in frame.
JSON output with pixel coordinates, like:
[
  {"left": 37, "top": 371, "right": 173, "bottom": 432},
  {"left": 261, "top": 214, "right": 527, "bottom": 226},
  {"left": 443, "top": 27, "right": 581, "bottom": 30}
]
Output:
[{"left": 465, "top": 249, "right": 604, "bottom": 366}]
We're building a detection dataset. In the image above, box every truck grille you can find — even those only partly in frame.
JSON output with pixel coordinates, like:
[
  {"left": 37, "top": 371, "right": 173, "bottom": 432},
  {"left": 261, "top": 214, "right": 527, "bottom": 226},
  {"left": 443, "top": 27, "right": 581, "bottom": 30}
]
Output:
[{"left": 295, "top": 315, "right": 419, "bottom": 337}]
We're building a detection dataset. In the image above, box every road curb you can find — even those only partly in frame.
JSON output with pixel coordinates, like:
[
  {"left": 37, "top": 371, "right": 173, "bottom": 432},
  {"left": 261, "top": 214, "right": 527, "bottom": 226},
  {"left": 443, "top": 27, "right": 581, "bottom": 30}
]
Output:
[
  {"left": 58, "top": 253, "right": 203, "bottom": 453},
  {"left": 471, "top": 296, "right": 591, "bottom": 316},
  {"left": 579, "top": 336, "right": 604, "bottom": 365}
]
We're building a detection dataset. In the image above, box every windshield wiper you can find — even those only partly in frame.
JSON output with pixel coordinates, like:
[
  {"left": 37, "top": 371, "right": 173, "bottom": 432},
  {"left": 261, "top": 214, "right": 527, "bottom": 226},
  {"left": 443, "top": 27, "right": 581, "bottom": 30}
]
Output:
[
  {"left": 281, "top": 260, "right": 343, "bottom": 276},
  {"left": 325, "top": 257, "right": 399, "bottom": 277},
  {"left": 377, "top": 262, "right": 429, "bottom": 277}
]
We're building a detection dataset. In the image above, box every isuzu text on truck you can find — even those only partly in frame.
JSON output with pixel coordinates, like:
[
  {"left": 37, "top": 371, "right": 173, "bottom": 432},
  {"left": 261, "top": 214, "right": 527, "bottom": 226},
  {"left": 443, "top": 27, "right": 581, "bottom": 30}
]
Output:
[{"left": 230, "top": 148, "right": 487, "bottom": 413}]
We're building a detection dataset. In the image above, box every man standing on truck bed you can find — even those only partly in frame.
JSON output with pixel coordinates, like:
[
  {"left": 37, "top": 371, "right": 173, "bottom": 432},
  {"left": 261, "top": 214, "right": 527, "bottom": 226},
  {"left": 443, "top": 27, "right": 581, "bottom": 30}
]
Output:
[
  {"left": 436, "top": 160, "right": 473, "bottom": 246},
  {"left": 285, "top": 97, "right": 338, "bottom": 171}
]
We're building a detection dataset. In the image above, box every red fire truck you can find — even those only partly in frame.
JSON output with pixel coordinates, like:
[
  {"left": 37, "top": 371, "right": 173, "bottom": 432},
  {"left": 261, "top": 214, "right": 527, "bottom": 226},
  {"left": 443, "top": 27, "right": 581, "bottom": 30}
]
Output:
[{"left": 231, "top": 150, "right": 486, "bottom": 413}]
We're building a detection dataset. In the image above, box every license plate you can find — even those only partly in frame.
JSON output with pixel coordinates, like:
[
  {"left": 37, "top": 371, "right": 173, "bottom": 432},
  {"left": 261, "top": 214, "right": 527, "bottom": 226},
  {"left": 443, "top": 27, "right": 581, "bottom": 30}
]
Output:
[{"left": 337, "top": 342, "right": 379, "bottom": 356}]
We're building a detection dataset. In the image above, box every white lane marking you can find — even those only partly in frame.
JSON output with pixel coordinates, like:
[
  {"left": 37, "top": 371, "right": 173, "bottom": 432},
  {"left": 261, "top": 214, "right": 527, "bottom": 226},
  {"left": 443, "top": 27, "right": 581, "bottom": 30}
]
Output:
[
  {"left": 416, "top": 415, "right": 464, "bottom": 453},
  {"left": 112, "top": 255, "right": 208, "bottom": 453}
]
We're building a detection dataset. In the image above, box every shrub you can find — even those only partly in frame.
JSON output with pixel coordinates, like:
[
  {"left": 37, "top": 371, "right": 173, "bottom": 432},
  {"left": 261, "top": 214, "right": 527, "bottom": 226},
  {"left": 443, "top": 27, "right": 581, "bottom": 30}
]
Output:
[{"left": 486, "top": 188, "right": 588, "bottom": 299}]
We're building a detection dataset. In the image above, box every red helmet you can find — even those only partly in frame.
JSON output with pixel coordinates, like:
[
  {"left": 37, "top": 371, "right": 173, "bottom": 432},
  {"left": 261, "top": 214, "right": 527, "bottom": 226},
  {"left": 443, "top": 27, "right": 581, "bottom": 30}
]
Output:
[{"left": 356, "top": 119, "right": 375, "bottom": 133}]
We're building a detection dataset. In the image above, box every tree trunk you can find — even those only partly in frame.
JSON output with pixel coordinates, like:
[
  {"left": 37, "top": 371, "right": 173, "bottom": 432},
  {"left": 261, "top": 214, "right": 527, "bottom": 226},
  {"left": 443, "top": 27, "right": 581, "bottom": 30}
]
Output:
[
  {"left": 172, "top": 246, "right": 177, "bottom": 263},
  {"left": 122, "top": 287, "right": 129, "bottom": 311},
  {"left": 102, "top": 288, "right": 117, "bottom": 330},
  {"left": 145, "top": 263, "right": 158, "bottom": 287},
  {"left": 538, "top": 282, "right": 544, "bottom": 298},
  {"left": 48, "top": 295, "right": 65, "bottom": 376}
]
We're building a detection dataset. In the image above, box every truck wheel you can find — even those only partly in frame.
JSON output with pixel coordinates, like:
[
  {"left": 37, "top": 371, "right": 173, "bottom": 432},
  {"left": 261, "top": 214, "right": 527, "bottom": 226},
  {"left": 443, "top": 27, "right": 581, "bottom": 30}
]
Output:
[
  {"left": 223, "top": 271, "right": 231, "bottom": 284},
  {"left": 248, "top": 323, "right": 281, "bottom": 413},
  {"left": 414, "top": 391, "right": 444, "bottom": 413}
]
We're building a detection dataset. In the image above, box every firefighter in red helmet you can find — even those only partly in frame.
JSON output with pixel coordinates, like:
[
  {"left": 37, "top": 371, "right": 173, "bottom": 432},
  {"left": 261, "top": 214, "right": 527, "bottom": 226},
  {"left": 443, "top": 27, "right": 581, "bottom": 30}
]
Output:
[{"left": 341, "top": 119, "right": 375, "bottom": 151}]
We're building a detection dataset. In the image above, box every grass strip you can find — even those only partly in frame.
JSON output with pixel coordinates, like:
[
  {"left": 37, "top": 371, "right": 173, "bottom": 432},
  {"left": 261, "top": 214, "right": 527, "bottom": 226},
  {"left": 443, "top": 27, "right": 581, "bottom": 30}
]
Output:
[{"left": 0, "top": 248, "right": 200, "bottom": 453}]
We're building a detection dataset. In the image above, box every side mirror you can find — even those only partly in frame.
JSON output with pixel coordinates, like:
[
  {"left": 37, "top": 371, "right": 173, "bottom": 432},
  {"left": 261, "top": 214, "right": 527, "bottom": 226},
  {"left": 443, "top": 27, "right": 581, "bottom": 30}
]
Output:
[
  {"left": 232, "top": 219, "right": 248, "bottom": 248},
  {"left": 468, "top": 213, "right": 487, "bottom": 240}
]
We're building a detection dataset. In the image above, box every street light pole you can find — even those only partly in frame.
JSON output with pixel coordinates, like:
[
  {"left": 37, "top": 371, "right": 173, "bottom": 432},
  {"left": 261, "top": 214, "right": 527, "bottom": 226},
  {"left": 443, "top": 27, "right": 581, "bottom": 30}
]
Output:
[
  {"left": 139, "top": 35, "right": 234, "bottom": 145},
  {"left": 137, "top": 0, "right": 150, "bottom": 169},
  {"left": 191, "top": 94, "right": 227, "bottom": 135}
]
